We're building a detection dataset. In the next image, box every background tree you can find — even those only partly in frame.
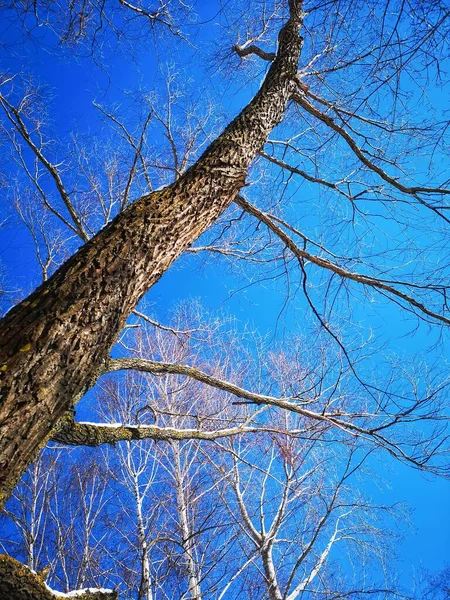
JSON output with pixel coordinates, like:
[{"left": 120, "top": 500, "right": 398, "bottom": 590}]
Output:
[
  {"left": 1, "top": 304, "right": 409, "bottom": 599},
  {"left": 423, "top": 565, "right": 450, "bottom": 600}
]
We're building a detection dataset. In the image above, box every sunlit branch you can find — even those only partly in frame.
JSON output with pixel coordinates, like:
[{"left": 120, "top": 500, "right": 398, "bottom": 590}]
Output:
[
  {"left": 291, "top": 90, "right": 450, "bottom": 223},
  {"left": 283, "top": 454, "right": 359, "bottom": 596},
  {"left": 235, "top": 195, "right": 450, "bottom": 327},
  {"left": 104, "top": 357, "right": 449, "bottom": 473},
  {"left": 106, "top": 356, "right": 320, "bottom": 413},
  {"left": 117, "top": 0, "right": 183, "bottom": 38},
  {"left": 216, "top": 554, "right": 258, "bottom": 600},
  {"left": 51, "top": 414, "right": 265, "bottom": 447},
  {"left": 132, "top": 309, "right": 205, "bottom": 336},
  {"left": 232, "top": 44, "right": 276, "bottom": 62},
  {"left": 188, "top": 244, "right": 279, "bottom": 263},
  {"left": 286, "top": 513, "right": 345, "bottom": 600}
]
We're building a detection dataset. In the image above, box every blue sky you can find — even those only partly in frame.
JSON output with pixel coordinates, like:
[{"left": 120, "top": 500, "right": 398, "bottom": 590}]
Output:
[{"left": 1, "top": 0, "right": 449, "bottom": 595}]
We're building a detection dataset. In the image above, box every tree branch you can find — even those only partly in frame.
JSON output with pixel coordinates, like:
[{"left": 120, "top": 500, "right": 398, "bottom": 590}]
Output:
[
  {"left": 232, "top": 44, "right": 276, "bottom": 62},
  {"left": 0, "top": 95, "right": 89, "bottom": 241},
  {"left": 259, "top": 149, "right": 348, "bottom": 195},
  {"left": 235, "top": 195, "right": 450, "bottom": 327},
  {"left": 132, "top": 309, "right": 200, "bottom": 336},
  {"left": 291, "top": 90, "right": 450, "bottom": 223},
  {"left": 104, "top": 357, "right": 449, "bottom": 473},
  {"left": 51, "top": 414, "right": 264, "bottom": 447}
]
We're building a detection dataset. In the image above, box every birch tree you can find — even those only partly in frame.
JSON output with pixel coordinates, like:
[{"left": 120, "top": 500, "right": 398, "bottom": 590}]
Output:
[
  {"left": 0, "top": 449, "right": 116, "bottom": 599},
  {"left": 206, "top": 420, "right": 405, "bottom": 600},
  {"left": 2, "top": 307, "right": 406, "bottom": 599}
]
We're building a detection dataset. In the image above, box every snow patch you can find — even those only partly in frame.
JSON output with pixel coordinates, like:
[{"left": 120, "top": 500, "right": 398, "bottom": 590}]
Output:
[
  {"left": 47, "top": 584, "right": 114, "bottom": 598},
  {"left": 79, "top": 422, "right": 124, "bottom": 428}
]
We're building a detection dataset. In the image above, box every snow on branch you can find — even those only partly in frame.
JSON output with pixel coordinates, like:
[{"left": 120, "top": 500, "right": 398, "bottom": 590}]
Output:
[{"left": 51, "top": 414, "right": 263, "bottom": 447}]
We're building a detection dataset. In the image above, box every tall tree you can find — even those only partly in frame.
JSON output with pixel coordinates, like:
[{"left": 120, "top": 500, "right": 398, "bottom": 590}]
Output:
[
  {"left": 0, "top": 0, "right": 305, "bottom": 505},
  {"left": 1, "top": 0, "right": 450, "bottom": 594},
  {"left": 2, "top": 306, "right": 406, "bottom": 599}
]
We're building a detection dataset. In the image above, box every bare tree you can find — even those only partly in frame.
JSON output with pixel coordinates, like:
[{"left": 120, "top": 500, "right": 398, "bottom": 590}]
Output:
[
  {"left": 0, "top": 1, "right": 305, "bottom": 505},
  {"left": 2, "top": 303, "right": 410, "bottom": 599},
  {"left": 1, "top": 0, "right": 450, "bottom": 596},
  {"left": 0, "top": 447, "right": 117, "bottom": 598},
  {"left": 204, "top": 413, "right": 407, "bottom": 600},
  {"left": 0, "top": 452, "right": 56, "bottom": 572}
]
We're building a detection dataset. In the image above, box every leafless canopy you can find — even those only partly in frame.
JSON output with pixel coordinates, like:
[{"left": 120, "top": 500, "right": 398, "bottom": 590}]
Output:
[{"left": 0, "top": 0, "right": 449, "bottom": 597}]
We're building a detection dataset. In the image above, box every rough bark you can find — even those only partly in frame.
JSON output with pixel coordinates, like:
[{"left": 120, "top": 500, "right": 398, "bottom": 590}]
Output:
[
  {"left": 0, "top": 1, "right": 303, "bottom": 507},
  {"left": 0, "top": 555, "right": 117, "bottom": 600},
  {"left": 51, "top": 414, "right": 261, "bottom": 446}
]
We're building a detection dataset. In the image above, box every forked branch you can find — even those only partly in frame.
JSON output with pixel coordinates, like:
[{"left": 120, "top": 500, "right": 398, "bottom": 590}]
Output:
[{"left": 235, "top": 195, "right": 450, "bottom": 327}]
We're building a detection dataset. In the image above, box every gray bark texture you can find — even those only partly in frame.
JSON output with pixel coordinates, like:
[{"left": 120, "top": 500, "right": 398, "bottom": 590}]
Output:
[{"left": 0, "top": 1, "right": 303, "bottom": 507}]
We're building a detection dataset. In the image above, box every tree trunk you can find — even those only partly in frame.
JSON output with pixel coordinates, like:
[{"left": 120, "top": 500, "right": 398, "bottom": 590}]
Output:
[
  {"left": 132, "top": 463, "right": 153, "bottom": 600},
  {"left": 0, "top": 2, "right": 303, "bottom": 506},
  {"left": 261, "top": 546, "right": 283, "bottom": 600},
  {"left": 0, "top": 555, "right": 117, "bottom": 600},
  {"left": 172, "top": 442, "right": 202, "bottom": 600}
]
